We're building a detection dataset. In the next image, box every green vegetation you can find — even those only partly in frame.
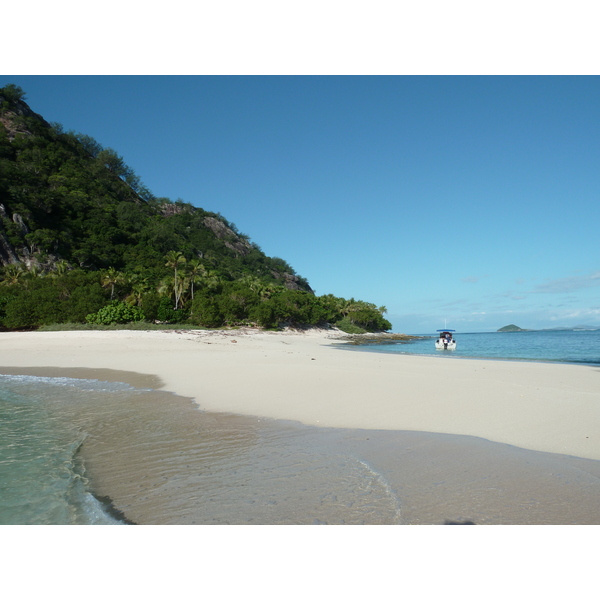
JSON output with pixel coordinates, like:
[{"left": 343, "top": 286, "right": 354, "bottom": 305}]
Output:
[
  {"left": 0, "top": 84, "right": 391, "bottom": 333},
  {"left": 86, "top": 301, "right": 145, "bottom": 325},
  {"left": 0, "top": 84, "right": 26, "bottom": 105},
  {"left": 497, "top": 324, "right": 527, "bottom": 332},
  {"left": 38, "top": 322, "right": 211, "bottom": 332}
]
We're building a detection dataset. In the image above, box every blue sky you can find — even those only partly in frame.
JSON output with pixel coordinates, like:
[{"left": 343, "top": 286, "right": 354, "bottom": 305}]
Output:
[{"left": 2, "top": 75, "right": 599, "bottom": 333}]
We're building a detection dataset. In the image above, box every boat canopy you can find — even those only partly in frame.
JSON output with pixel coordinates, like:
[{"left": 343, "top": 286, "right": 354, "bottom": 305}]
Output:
[{"left": 436, "top": 329, "right": 455, "bottom": 332}]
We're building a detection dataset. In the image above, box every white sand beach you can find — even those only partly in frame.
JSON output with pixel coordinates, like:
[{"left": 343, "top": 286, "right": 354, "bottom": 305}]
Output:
[{"left": 1, "top": 328, "right": 599, "bottom": 461}]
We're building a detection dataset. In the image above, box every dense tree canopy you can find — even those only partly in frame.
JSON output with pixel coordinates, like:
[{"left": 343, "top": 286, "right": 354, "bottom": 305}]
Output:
[{"left": 0, "top": 84, "right": 391, "bottom": 333}]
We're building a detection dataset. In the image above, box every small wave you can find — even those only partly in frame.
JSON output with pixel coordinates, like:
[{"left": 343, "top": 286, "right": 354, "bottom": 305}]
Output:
[
  {"left": 0, "top": 374, "right": 144, "bottom": 393},
  {"left": 67, "top": 437, "right": 126, "bottom": 524},
  {"left": 352, "top": 458, "right": 403, "bottom": 524},
  {"left": 0, "top": 379, "right": 130, "bottom": 525}
]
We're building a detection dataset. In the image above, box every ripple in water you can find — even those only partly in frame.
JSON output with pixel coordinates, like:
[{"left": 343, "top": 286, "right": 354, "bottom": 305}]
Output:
[
  {"left": 0, "top": 373, "right": 403, "bottom": 525},
  {"left": 0, "top": 375, "right": 126, "bottom": 524}
]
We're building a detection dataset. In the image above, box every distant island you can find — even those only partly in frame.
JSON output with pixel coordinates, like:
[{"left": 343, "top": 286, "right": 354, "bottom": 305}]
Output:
[
  {"left": 498, "top": 324, "right": 599, "bottom": 332},
  {"left": 497, "top": 324, "right": 528, "bottom": 332}
]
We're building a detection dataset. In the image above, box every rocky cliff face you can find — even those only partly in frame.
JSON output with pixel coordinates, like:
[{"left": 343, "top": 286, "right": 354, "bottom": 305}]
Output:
[
  {"left": 271, "top": 270, "right": 312, "bottom": 292},
  {"left": 0, "top": 226, "right": 19, "bottom": 265},
  {"left": 0, "top": 205, "right": 27, "bottom": 266},
  {"left": 0, "top": 95, "right": 50, "bottom": 141},
  {"left": 202, "top": 217, "right": 252, "bottom": 257},
  {"left": 0, "top": 93, "right": 45, "bottom": 266}
]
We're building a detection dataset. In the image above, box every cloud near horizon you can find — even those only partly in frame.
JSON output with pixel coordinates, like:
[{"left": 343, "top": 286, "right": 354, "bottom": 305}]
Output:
[{"left": 531, "top": 271, "right": 600, "bottom": 294}]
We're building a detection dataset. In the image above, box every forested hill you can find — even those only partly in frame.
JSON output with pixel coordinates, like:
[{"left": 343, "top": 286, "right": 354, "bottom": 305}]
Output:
[
  {"left": 0, "top": 85, "right": 309, "bottom": 289},
  {"left": 0, "top": 84, "right": 391, "bottom": 332}
]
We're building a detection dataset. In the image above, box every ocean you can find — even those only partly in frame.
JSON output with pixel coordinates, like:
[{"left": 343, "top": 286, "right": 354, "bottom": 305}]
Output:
[
  {"left": 2, "top": 329, "right": 600, "bottom": 525},
  {"left": 341, "top": 329, "right": 600, "bottom": 366},
  {"left": 0, "top": 375, "right": 132, "bottom": 524}
]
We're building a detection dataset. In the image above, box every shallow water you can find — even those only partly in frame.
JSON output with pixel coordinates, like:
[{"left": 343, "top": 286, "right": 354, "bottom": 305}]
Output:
[
  {"left": 71, "top": 393, "right": 406, "bottom": 525},
  {"left": 0, "top": 372, "right": 405, "bottom": 525},
  {"left": 3, "top": 367, "right": 600, "bottom": 525},
  {"left": 340, "top": 329, "right": 600, "bottom": 366},
  {"left": 0, "top": 375, "right": 129, "bottom": 524}
]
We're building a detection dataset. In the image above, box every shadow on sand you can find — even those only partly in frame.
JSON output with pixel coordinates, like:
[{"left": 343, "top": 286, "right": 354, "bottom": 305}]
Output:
[{"left": 444, "top": 519, "right": 476, "bottom": 525}]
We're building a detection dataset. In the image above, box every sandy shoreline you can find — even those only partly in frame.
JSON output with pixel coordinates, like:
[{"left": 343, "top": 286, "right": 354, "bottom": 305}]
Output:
[{"left": 1, "top": 328, "right": 600, "bottom": 461}]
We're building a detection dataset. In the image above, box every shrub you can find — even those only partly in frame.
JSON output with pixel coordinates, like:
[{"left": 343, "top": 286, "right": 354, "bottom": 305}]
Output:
[
  {"left": 190, "top": 295, "right": 224, "bottom": 327},
  {"left": 156, "top": 296, "right": 188, "bottom": 323},
  {"left": 249, "top": 301, "right": 278, "bottom": 328},
  {"left": 86, "top": 301, "right": 145, "bottom": 325},
  {"left": 334, "top": 317, "right": 368, "bottom": 334},
  {"left": 3, "top": 287, "right": 66, "bottom": 329},
  {"left": 140, "top": 291, "right": 161, "bottom": 321}
]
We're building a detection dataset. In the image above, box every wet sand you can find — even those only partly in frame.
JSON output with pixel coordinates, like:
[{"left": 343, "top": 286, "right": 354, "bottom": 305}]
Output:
[{"left": 2, "top": 363, "right": 600, "bottom": 524}]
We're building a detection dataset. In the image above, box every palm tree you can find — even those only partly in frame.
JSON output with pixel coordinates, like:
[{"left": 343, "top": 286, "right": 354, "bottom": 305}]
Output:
[
  {"left": 165, "top": 251, "right": 186, "bottom": 309},
  {"left": 258, "top": 283, "right": 277, "bottom": 301},
  {"left": 201, "top": 268, "right": 222, "bottom": 291},
  {"left": 125, "top": 275, "right": 150, "bottom": 306},
  {"left": 53, "top": 260, "right": 69, "bottom": 277},
  {"left": 26, "top": 264, "right": 43, "bottom": 279},
  {"left": 101, "top": 267, "right": 124, "bottom": 300},
  {"left": 175, "top": 275, "right": 190, "bottom": 308},
  {"left": 239, "top": 274, "right": 261, "bottom": 291},
  {"left": 156, "top": 276, "right": 172, "bottom": 299},
  {"left": 157, "top": 274, "right": 189, "bottom": 309},
  {"left": 186, "top": 259, "right": 205, "bottom": 301},
  {"left": 337, "top": 298, "right": 354, "bottom": 317},
  {"left": 239, "top": 275, "right": 278, "bottom": 301},
  {"left": 1, "top": 263, "right": 25, "bottom": 286}
]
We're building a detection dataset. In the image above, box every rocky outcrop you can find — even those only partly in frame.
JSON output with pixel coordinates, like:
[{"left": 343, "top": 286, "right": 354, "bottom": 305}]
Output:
[
  {"left": 0, "top": 226, "right": 19, "bottom": 266},
  {"left": 340, "top": 332, "right": 420, "bottom": 344},
  {"left": 0, "top": 205, "right": 34, "bottom": 267},
  {"left": 203, "top": 216, "right": 252, "bottom": 257},
  {"left": 12, "top": 213, "right": 28, "bottom": 235},
  {"left": 158, "top": 202, "right": 191, "bottom": 217},
  {"left": 270, "top": 270, "right": 314, "bottom": 293},
  {"left": 202, "top": 216, "right": 312, "bottom": 291},
  {"left": 0, "top": 95, "right": 51, "bottom": 141}
]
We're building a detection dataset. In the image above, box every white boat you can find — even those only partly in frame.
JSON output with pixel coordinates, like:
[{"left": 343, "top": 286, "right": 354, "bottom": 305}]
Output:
[{"left": 435, "top": 329, "right": 456, "bottom": 350}]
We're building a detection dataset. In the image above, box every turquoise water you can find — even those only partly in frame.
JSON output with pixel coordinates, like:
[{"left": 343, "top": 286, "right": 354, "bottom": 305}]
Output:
[
  {"left": 341, "top": 329, "right": 600, "bottom": 366},
  {"left": 0, "top": 375, "right": 133, "bottom": 525}
]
